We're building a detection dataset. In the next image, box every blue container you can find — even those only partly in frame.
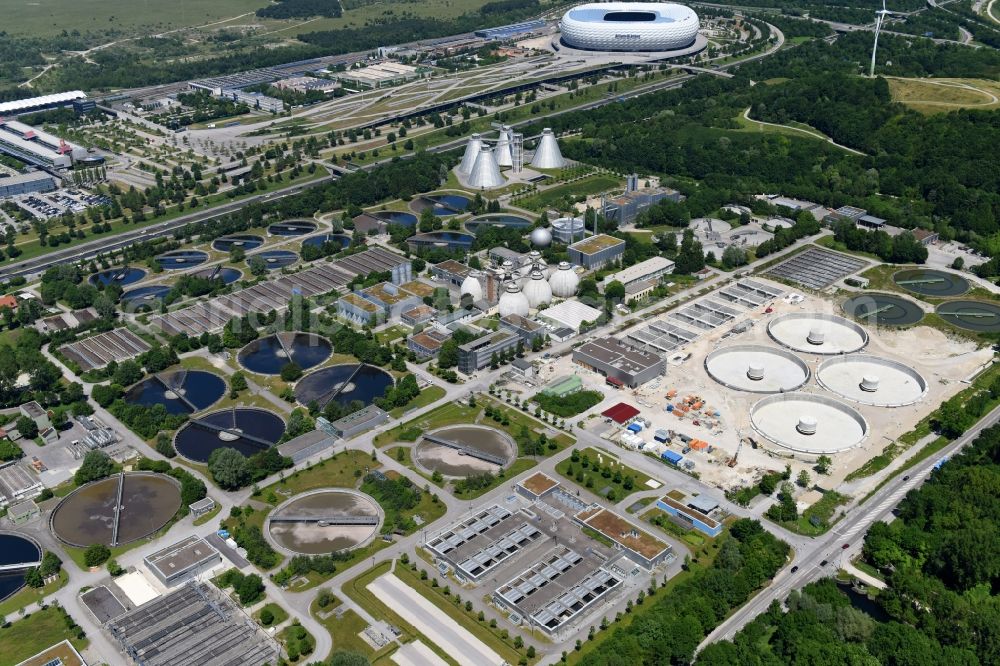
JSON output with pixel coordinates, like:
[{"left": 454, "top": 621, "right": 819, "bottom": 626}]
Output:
[
  {"left": 627, "top": 423, "right": 643, "bottom": 433},
  {"left": 666, "top": 404, "right": 675, "bottom": 412},
  {"left": 217, "top": 529, "right": 230, "bottom": 539},
  {"left": 661, "top": 450, "right": 683, "bottom": 465}
]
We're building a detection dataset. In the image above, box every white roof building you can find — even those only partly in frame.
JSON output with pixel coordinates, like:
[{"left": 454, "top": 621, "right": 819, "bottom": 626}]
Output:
[
  {"left": 607, "top": 256, "right": 675, "bottom": 288},
  {"left": 538, "top": 299, "right": 603, "bottom": 332}
]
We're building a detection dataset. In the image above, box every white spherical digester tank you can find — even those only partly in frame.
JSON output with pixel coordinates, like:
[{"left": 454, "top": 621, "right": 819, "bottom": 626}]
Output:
[{"left": 549, "top": 261, "right": 580, "bottom": 298}]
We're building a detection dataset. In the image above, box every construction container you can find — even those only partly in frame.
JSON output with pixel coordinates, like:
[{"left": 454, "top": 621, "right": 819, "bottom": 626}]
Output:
[
  {"left": 627, "top": 423, "right": 643, "bottom": 433},
  {"left": 666, "top": 404, "right": 675, "bottom": 412},
  {"left": 654, "top": 429, "right": 669, "bottom": 443},
  {"left": 690, "top": 440, "right": 708, "bottom": 450},
  {"left": 667, "top": 389, "right": 678, "bottom": 398},
  {"left": 661, "top": 450, "right": 683, "bottom": 465}
]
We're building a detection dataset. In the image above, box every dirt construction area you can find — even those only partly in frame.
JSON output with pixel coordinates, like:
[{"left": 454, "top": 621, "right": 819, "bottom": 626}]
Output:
[{"left": 515, "top": 277, "right": 992, "bottom": 495}]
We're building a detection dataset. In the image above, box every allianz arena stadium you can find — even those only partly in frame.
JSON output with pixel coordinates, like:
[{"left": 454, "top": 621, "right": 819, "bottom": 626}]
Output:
[{"left": 559, "top": 2, "right": 700, "bottom": 52}]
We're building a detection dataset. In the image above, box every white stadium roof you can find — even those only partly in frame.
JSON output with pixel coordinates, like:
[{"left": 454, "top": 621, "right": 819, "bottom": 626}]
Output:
[{"left": 0, "top": 91, "right": 87, "bottom": 115}]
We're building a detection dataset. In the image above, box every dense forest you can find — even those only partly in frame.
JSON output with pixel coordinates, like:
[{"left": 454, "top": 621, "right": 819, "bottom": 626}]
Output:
[
  {"left": 699, "top": 422, "right": 1000, "bottom": 665},
  {"left": 577, "top": 520, "right": 789, "bottom": 665},
  {"left": 257, "top": 0, "right": 343, "bottom": 19}
]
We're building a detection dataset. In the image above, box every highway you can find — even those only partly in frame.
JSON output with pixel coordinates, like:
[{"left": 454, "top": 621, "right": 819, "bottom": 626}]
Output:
[{"left": 697, "top": 399, "right": 1000, "bottom": 650}]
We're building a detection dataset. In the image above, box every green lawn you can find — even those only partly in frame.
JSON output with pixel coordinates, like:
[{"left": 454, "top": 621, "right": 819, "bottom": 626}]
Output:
[
  {"left": 258, "top": 449, "right": 378, "bottom": 499},
  {"left": 0, "top": 570, "right": 68, "bottom": 618},
  {"left": 389, "top": 385, "right": 446, "bottom": 418},
  {"left": 515, "top": 175, "right": 622, "bottom": 212},
  {"left": 192, "top": 503, "right": 222, "bottom": 526},
  {"left": 453, "top": 457, "right": 537, "bottom": 499},
  {"left": 0, "top": 606, "right": 88, "bottom": 666},
  {"left": 375, "top": 402, "right": 482, "bottom": 447},
  {"left": 255, "top": 602, "right": 289, "bottom": 628},
  {"left": 556, "top": 447, "right": 654, "bottom": 501},
  {"left": 311, "top": 598, "right": 389, "bottom": 661}
]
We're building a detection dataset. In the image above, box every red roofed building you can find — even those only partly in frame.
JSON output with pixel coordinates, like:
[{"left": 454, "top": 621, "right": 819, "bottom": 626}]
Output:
[
  {"left": 0, "top": 295, "right": 18, "bottom": 310},
  {"left": 602, "top": 402, "right": 640, "bottom": 424}
]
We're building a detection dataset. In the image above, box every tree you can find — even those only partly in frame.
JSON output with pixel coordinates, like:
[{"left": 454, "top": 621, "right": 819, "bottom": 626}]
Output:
[
  {"left": 15, "top": 415, "right": 38, "bottom": 439},
  {"left": 329, "top": 652, "right": 371, "bottom": 666},
  {"left": 815, "top": 455, "right": 832, "bottom": 475},
  {"left": 208, "top": 447, "right": 250, "bottom": 490},
  {"left": 84, "top": 543, "right": 111, "bottom": 567},
  {"left": 248, "top": 256, "right": 268, "bottom": 276},
  {"left": 796, "top": 470, "right": 811, "bottom": 488},
  {"left": 236, "top": 573, "right": 264, "bottom": 605},
  {"left": 721, "top": 245, "right": 747, "bottom": 269},
  {"left": 75, "top": 450, "right": 114, "bottom": 485},
  {"left": 280, "top": 362, "right": 303, "bottom": 382},
  {"left": 230, "top": 371, "right": 248, "bottom": 393},
  {"left": 259, "top": 607, "right": 274, "bottom": 626},
  {"left": 604, "top": 280, "right": 626, "bottom": 302}
]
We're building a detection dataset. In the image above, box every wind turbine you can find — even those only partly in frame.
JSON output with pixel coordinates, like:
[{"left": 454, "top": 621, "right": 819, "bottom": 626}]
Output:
[{"left": 870, "top": 0, "right": 892, "bottom": 77}]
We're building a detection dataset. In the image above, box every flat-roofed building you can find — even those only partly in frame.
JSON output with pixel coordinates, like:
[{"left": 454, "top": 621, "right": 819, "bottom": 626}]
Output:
[
  {"left": 337, "top": 62, "right": 422, "bottom": 89},
  {"left": 568, "top": 234, "right": 626, "bottom": 270},
  {"left": 401, "top": 304, "right": 436, "bottom": 326},
  {"left": 330, "top": 405, "right": 388, "bottom": 438},
  {"left": 337, "top": 292, "right": 382, "bottom": 325},
  {"left": 607, "top": 256, "right": 675, "bottom": 289},
  {"left": 0, "top": 119, "right": 85, "bottom": 170},
  {"left": 431, "top": 259, "right": 472, "bottom": 287},
  {"left": 144, "top": 535, "right": 222, "bottom": 587},
  {"left": 498, "top": 314, "right": 545, "bottom": 344},
  {"left": 359, "top": 281, "right": 423, "bottom": 321},
  {"left": 573, "top": 336, "right": 664, "bottom": 387},
  {"left": 13, "top": 639, "right": 87, "bottom": 666},
  {"left": 572, "top": 506, "right": 670, "bottom": 568},
  {"left": 272, "top": 76, "right": 340, "bottom": 94},
  {"left": 655, "top": 495, "right": 722, "bottom": 537},
  {"left": 457, "top": 330, "right": 518, "bottom": 374},
  {"left": 7, "top": 498, "right": 39, "bottom": 525},
  {"left": 0, "top": 172, "right": 58, "bottom": 198},
  {"left": 516, "top": 471, "right": 560, "bottom": 500},
  {"left": 602, "top": 187, "right": 683, "bottom": 226},
  {"left": 407, "top": 327, "right": 451, "bottom": 358},
  {"left": 537, "top": 299, "right": 603, "bottom": 332}
]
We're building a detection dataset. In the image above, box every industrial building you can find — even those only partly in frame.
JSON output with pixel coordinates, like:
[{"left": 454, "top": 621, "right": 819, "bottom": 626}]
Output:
[
  {"left": 401, "top": 304, "right": 437, "bottom": 326},
  {"left": 272, "top": 76, "right": 340, "bottom": 94},
  {"left": 573, "top": 336, "right": 665, "bottom": 387},
  {"left": 655, "top": 495, "right": 722, "bottom": 537},
  {"left": 0, "top": 91, "right": 87, "bottom": 117},
  {"left": 144, "top": 536, "right": 221, "bottom": 587},
  {"left": 106, "top": 582, "right": 280, "bottom": 666},
  {"left": 568, "top": 234, "right": 626, "bottom": 270},
  {"left": 407, "top": 327, "right": 451, "bottom": 358},
  {"left": 602, "top": 186, "right": 684, "bottom": 226},
  {"left": 499, "top": 314, "right": 545, "bottom": 344},
  {"left": 606, "top": 256, "right": 675, "bottom": 291},
  {"left": 0, "top": 461, "right": 44, "bottom": 508},
  {"left": 337, "top": 62, "right": 422, "bottom": 89},
  {"left": 329, "top": 405, "right": 389, "bottom": 438},
  {"left": 432, "top": 259, "right": 473, "bottom": 287},
  {"left": 457, "top": 330, "right": 519, "bottom": 374},
  {"left": 219, "top": 89, "right": 284, "bottom": 113},
  {"left": 0, "top": 171, "right": 58, "bottom": 198},
  {"left": 475, "top": 19, "right": 547, "bottom": 40},
  {"left": 537, "top": 299, "right": 603, "bottom": 333},
  {"left": 0, "top": 119, "right": 85, "bottom": 170},
  {"left": 337, "top": 292, "right": 382, "bottom": 325},
  {"left": 573, "top": 505, "right": 671, "bottom": 568}
]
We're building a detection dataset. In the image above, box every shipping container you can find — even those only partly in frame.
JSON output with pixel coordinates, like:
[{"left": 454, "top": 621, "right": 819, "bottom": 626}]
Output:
[
  {"left": 661, "top": 450, "right": 683, "bottom": 465},
  {"left": 627, "top": 422, "right": 643, "bottom": 433}
]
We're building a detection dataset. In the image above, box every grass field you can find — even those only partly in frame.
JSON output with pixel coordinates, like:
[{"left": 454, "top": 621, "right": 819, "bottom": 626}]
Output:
[
  {"left": 0, "top": 606, "right": 88, "bottom": 666},
  {"left": 555, "top": 447, "right": 654, "bottom": 502},
  {"left": 311, "top": 598, "right": 391, "bottom": 661},
  {"left": 0, "top": 571, "right": 68, "bottom": 618},
  {"left": 887, "top": 77, "right": 1000, "bottom": 114},
  {"left": 515, "top": 175, "right": 622, "bottom": 212},
  {"left": 258, "top": 449, "right": 378, "bottom": 499},
  {"left": 2, "top": 0, "right": 268, "bottom": 37}
]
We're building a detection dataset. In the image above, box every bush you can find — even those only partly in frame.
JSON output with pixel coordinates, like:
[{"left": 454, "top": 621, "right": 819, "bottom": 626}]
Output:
[
  {"left": 74, "top": 450, "right": 114, "bottom": 486},
  {"left": 84, "top": 544, "right": 111, "bottom": 567},
  {"left": 260, "top": 607, "right": 274, "bottom": 626}
]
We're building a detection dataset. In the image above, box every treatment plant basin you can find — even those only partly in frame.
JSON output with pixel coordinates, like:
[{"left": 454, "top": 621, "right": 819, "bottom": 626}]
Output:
[
  {"left": 253, "top": 250, "right": 298, "bottom": 269},
  {"left": 266, "top": 489, "right": 383, "bottom": 555},
  {"left": 155, "top": 250, "right": 209, "bottom": 270},
  {"left": 192, "top": 266, "right": 242, "bottom": 285},
  {"left": 412, "top": 193, "right": 472, "bottom": 217},
  {"left": 294, "top": 363, "right": 393, "bottom": 410},
  {"left": 50, "top": 473, "right": 182, "bottom": 547},
  {"left": 413, "top": 425, "right": 517, "bottom": 478},
  {"left": 750, "top": 393, "right": 869, "bottom": 455},
  {"left": 0, "top": 533, "right": 42, "bottom": 603},
  {"left": 89, "top": 267, "right": 146, "bottom": 287},
  {"left": 935, "top": 300, "right": 1000, "bottom": 333},
  {"left": 212, "top": 234, "right": 264, "bottom": 252},
  {"left": 465, "top": 214, "right": 533, "bottom": 235},
  {"left": 767, "top": 312, "right": 869, "bottom": 354},
  {"left": 817, "top": 355, "right": 927, "bottom": 407},
  {"left": 237, "top": 332, "right": 332, "bottom": 375},
  {"left": 268, "top": 220, "right": 317, "bottom": 236},
  {"left": 893, "top": 268, "right": 969, "bottom": 297},
  {"left": 842, "top": 293, "right": 924, "bottom": 326},
  {"left": 704, "top": 344, "right": 810, "bottom": 393},
  {"left": 303, "top": 234, "right": 351, "bottom": 250},
  {"left": 173, "top": 408, "right": 285, "bottom": 463},
  {"left": 124, "top": 369, "right": 226, "bottom": 415}
]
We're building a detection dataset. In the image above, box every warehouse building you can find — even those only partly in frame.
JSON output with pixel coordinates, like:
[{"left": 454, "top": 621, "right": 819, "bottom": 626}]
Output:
[
  {"left": 498, "top": 314, "right": 545, "bottom": 344},
  {"left": 0, "top": 91, "right": 87, "bottom": 117},
  {"left": 573, "top": 336, "right": 665, "bottom": 387},
  {"left": 606, "top": 256, "right": 675, "bottom": 290},
  {"left": 0, "top": 119, "right": 85, "bottom": 170},
  {"left": 601, "top": 187, "right": 683, "bottom": 226},
  {"left": 0, "top": 171, "right": 58, "bottom": 198},
  {"left": 655, "top": 495, "right": 722, "bottom": 537},
  {"left": 272, "top": 76, "right": 340, "bottom": 94},
  {"left": 407, "top": 327, "right": 451, "bottom": 358},
  {"left": 457, "top": 330, "right": 519, "bottom": 374},
  {"left": 568, "top": 234, "right": 626, "bottom": 270},
  {"left": 330, "top": 405, "right": 389, "bottom": 438},
  {"left": 431, "top": 259, "right": 473, "bottom": 287},
  {"left": 144, "top": 536, "right": 221, "bottom": 587},
  {"left": 337, "top": 62, "right": 422, "bottom": 89},
  {"left": 537, "top": 299, "right": 603, "bottom": 333}
]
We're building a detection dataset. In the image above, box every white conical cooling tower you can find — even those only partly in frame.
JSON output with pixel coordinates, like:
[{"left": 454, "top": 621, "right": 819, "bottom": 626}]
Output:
[
  {"left": 468, "top": 146, "right": 505, "bottom": 189},
  {"left": 523, "top": 269, "right": 553, "bottom": 308},
  {"left": 458, "top": 134, "right": 483, "bottom": 174},
  {"left": 495, "top": 126, "right": 513, "bottom": 167},
  {"left": 498, "top": 282, "right": 530, "bottom": 318},
  {"left": 532, "top": 128, "right": 566, "bottom": 169}
]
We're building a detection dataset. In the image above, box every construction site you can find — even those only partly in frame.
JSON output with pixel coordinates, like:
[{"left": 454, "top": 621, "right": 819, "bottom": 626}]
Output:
[{"left": 519, "top": 275, "right": 991, "bottom": 496}]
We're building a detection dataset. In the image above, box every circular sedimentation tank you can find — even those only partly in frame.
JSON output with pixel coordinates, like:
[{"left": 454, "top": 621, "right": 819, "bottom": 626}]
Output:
[
  {"left": 253, "top": 250, "right": 298, "bottom": 269},
  {"left": 155, "top": 250, "right": 208, "bottom": 270},
  {"left": 268, "top": 220, "right": 317, "bottom": 236},
  {"left": 173, "top": 408, "right": 285, "bottom": 463},
  {"left": 192, "top": 266, "right": 242, "bottom": 285},
  {"left": 704, "top": 344, "right": 810, "bottom": 393},
  {"left": 294, "top": 363, "right": 393, "bottom": 409},
  {"left": 750, "top": 393, "right": 869, "bottom": 454},
  {"left": 842, "top": 293, "right": 924, "bottom": 326},
  {"left": 768, "top": 312, "right": 868, "bottom": 355},
  {"left": 412, "top": 194, "right": 471, "bottom": 217},
  {"left": 893, "top": 268, "right": 969, "bottom": 297},
  {"left": 266, "top": 489, "right": 383, "bottom": 555},
  {"left": 406, "top": 231, "right": 475, "bottom": 251},
  {"left": 413, "top": 425, "right": 517, "bottom": 478},
  {"left": 50, "top": 473, "right": 182, "bottom": 548},
  {"left": 0, "top": 532, "right": 42, "bottom": 603},
  {"left": 124, "top": 369, "right": 226, "bottom": 415},
  {"left": 120, "top": 285, "right": 171, "bottom": 308},
  {"left": 303, "top": 234, "right": 351, "bottom": 250},
  {"left": 466, "top": 214, "right": 533, "bottom": 235},
  {"left": 817, "top": 355, "right": 927, "bottom": 407},
  {"left": 89, "top": 267, "right": 146, "bottom": 287},
  {"left": 238, "top": 332, "right": 332, "bottom": 375},
  {"left": 212, "top": 234, "right": 263, "bottom": 252},
  {"left": 935, "top": 300, "right": 1000, "bottom": 332},
  {"left": 373, "top": 211, "right": 417, "bottom": 227}
]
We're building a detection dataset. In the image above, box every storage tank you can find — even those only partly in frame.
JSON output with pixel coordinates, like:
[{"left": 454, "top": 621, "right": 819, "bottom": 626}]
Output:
[
  {"left": 532, "top": 128, "right": 567, "bottom": 169},
  {"left": 458, "top": 134, "right": 483, "bottom": 174},
  {"left": 549, "top": 261, "right": 580, "bottom": 298},
  {"left": 530, "top": 227, "right": 553, "bottom": 248},
  {"left": 468, "top": 146, "right": 505, "bottom": 189},
  {"left": 498, "top": 282, "right": 530, "bottom": 317},
  {"left": 523, "top": 269, "right": 552, "bottom": 308},
  {"left": 460, "top": 270, "right": 484, "bottom": 302},
  {"left": 552, "top": 216, "right": 585, "bottom": 244}
]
